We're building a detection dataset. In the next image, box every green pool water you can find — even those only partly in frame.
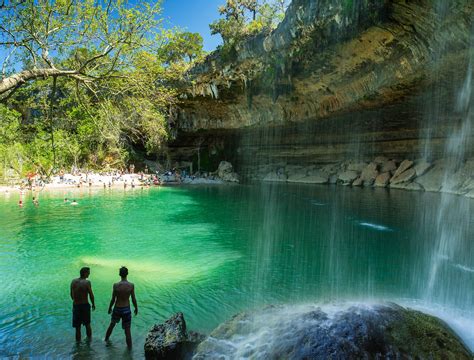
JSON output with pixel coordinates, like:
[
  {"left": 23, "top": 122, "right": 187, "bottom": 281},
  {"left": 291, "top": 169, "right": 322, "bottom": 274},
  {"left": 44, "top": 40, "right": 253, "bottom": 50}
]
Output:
[{"left": 0, "top": 184, "right": 473, "bottom": 358}]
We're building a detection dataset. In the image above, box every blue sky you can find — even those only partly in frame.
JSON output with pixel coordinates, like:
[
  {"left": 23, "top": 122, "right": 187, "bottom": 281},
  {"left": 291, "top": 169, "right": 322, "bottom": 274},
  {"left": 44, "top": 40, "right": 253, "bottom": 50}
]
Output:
[{"left": 162, "top": 0, "right": 225, "bottom": 52}]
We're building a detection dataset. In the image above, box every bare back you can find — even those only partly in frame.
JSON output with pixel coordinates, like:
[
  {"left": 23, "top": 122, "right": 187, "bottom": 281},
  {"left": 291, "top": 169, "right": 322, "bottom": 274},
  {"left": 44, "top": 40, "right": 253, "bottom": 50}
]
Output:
[
  {"left": 71, "top": 278, "right": 91, "bottom": 305},
  {"left": 114, "top": 280, "right": 134, "bottom": 307}
]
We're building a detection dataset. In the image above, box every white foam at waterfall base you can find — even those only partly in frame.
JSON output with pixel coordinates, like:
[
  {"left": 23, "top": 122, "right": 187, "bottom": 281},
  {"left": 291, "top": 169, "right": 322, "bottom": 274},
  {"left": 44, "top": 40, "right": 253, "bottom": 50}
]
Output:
[{"left": 195, "top": 302, "right": 474, "bottom": 358}]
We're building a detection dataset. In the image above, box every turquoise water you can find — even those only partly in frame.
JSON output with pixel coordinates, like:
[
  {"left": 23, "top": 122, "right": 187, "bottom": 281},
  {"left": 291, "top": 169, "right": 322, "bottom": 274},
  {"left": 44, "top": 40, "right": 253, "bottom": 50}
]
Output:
[{"left": 0, "top": 184, "right": 473, "bottom": 358}]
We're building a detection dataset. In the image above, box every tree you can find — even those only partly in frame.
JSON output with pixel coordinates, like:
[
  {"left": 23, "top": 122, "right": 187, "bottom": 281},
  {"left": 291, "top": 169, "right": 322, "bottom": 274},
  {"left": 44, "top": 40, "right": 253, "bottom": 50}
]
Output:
[
  {"left": 0, "top": 0, "right": 162, "bottom": 100},
  {"left": 157, "top": 30, "right": 204, "bottom": 63},
  {"left": 210, "top": 0, "right": 290, "bottom": 48},
  {"left": 0, "top": 0, "right": 205, "bottom": 176}
]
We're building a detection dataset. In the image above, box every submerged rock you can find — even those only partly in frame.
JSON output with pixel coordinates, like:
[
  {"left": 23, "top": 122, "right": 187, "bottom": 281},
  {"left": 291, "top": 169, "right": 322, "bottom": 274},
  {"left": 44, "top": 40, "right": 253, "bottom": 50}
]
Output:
[
  {"left": 144, "top": 312, "right": 205, "bottom": 360},
  {"left": 193, "top": 303, "right": 472, "bottom": 359}
]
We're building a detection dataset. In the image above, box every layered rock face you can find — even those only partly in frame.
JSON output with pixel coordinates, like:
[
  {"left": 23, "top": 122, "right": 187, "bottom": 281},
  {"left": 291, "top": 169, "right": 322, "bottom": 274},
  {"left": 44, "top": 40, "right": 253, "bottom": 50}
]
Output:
[{"left": 169, "top": 0, "right": 473, "bottom": 182}]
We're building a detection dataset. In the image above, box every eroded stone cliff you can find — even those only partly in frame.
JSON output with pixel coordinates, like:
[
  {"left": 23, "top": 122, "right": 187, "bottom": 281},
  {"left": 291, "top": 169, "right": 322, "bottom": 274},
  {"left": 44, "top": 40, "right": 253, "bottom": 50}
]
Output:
[{"left": 169, "top": 0, "right": 473, "bottom": 178}]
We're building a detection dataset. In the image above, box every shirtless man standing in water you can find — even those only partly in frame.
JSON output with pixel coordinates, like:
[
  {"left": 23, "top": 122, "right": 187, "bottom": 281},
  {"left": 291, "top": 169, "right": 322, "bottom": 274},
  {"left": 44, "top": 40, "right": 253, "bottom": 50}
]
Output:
[
  {"left": 104, "top": 266, "right": 138, "bottom": 347},
  {"left": 70, "top": 267, "right": 96, "bottom": 342}
]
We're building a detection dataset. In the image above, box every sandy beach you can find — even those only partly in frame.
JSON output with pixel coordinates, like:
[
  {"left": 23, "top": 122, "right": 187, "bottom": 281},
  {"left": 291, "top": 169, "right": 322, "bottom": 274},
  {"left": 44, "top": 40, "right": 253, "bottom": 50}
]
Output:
[{"left": 0, "top": 172, "right": 226, "bottom": 195}]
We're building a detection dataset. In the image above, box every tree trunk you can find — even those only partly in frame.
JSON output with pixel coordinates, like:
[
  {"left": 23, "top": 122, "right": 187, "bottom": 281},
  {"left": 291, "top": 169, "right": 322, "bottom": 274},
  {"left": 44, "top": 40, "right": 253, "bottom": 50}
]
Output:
[
  {"left": 49, "top": 76, "right": 57, "bottom": 173},
  {"left": 0, "top": 68, "right": 85, "bottom": 96}
]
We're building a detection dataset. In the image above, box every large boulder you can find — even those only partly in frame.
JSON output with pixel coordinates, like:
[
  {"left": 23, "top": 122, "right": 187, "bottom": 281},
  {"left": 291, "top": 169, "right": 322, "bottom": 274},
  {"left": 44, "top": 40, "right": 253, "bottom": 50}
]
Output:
[
  {"left": 347, "top": 162, "right": 368, "bottom": 172},
  {"left": 416, "top": 160, "right": 448, "bottom": 192},
  {"left": 144, "top": 313, "right": 205, "bottom": 360},
  {"left": 390, "top": 168, "right": 416, "bottom": 185},
  {"left": 360, "top": 162, "right": 379, "bottom": 186},
  {"left": 374, "top": 172, "right": 391, "bottom": 187},
  {"left": 414, "top": 159, "right": 433, "bottom": 177},
  {"left": 337, "top": 171, "right": 359, "bottom": 185},
  {"left": 193, "top": 304, "right": 472, "bottom": 359},
  {"left": 380, "top": 160, "right": 398, "bottom": 174},
  {"left": 217, "top": 161, "right": 239, "bottom": 183},
  {"left": 393, "top": 160, "right": 414, "bottom": 178}
]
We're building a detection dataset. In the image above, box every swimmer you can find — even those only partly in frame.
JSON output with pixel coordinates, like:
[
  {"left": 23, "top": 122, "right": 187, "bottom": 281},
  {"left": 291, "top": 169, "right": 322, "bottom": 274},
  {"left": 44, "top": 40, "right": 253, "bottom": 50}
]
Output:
[
  {"left": 32, "top": 197, "right": 39, "bottom": 206},
  {"left": 18, "top": 200, "right": 23, "bottom": 207},
  {"left": 64, "top": 197, "right": 69, "bottom": 203},
  {"left": 71, "top": 200, "right": 78, "bottom": 206}
]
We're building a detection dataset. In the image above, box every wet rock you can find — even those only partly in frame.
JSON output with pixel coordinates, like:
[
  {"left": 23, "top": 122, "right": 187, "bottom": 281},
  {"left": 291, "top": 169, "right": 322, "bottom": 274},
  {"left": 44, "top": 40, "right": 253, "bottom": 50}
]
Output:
[
  {"left": 145, "top": 312, "right": 205, "bottom": 360},
  {"left": 329, "top": 174, "right": 338, "bottom": 184},
  {"left": 194, "top": 303, "right": 472, "bottom": 360},
  {"left": 285, "top": 165, "right": 305, "bottom": 174},
  {"left": 263, "top": 171, "right": 287, "bottom": 182},
  {"left": 320, "top": 163, "right": 340, "bottom": 175},
  {"left": 337, "top": 171, "right": 359, "bottom": 185},
  {"left": 347, "top": 162, "right": 367, "bottom": 172},
  {"left": 374, "top": 172, "right": 391, "bottom": 187},
  {"left": 416, "top": 161, "right": 447, "bottom": 192},
  {"left": 373, "top": 156, "right": 388, "bottom": 164},
  {"left": 466, "top": 189, "right": 474, "bottom": 198},
  {"left": 352, "top": 177, "right": 363, "bottom": 186},
  {"left": 217, "top": 161, "right": 239, "bottom": 183},
  {"left": 443, "top": 171, "right": 469, "bottom": 194},
  {"left": 391, "top": 181, "right": 424, "bottom": 191},
  {"left": 393, "top": 160, "right": 414, "bottom": 178},
  {"left": 301, "top": 174, "right": 329, "bottom": 184},
  {"left": 414, "top": 159, "right": 432, "bottom": 177},
  {"left": 287, "top": 173, "right": 307, "bottom": 183},
  {"left": 390, "top": 168, "right": 416, "bottom": 185},
  {"left": 380, "top": 160, "right": 397, "bottom": 174},
  {"left": 360, "top": 162, "right": 378, "bottom": 186}
]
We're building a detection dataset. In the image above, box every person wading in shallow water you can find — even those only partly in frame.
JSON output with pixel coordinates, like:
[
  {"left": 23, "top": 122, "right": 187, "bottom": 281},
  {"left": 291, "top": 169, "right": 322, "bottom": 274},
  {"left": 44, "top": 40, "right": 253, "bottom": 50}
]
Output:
[
  {"left": 70, "top": 267, "right": 96, "bottom": 342},
  {"left": 104, "top": 266, "right": 138, "bottom": 348}
]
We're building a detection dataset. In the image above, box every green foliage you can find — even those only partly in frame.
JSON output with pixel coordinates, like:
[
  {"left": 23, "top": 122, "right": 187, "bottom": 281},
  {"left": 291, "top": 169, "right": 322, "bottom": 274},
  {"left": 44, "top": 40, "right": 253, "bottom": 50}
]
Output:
[
  {"left": 0, "top": 0, "right": 204, "bottom": 178},
  {"left": 210, "top": 0, "right": 290, "bottom": 53}
]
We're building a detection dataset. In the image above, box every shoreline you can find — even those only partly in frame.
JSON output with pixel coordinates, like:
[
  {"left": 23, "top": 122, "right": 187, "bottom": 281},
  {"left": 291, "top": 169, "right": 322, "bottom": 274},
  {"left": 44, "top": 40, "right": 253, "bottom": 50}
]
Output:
[{"left": 0, "top": 175, "right": 228, "bottom": 195}]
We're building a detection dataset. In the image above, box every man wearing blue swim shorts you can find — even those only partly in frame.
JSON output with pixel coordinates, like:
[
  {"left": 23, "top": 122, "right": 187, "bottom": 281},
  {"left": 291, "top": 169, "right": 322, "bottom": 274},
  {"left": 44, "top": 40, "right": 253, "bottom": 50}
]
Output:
[
  {"left": 70, "top": 267, "right": 96, "bottom": 342},
  {"left": 104, "top": 266, "right": 138, "bottom": 348}
]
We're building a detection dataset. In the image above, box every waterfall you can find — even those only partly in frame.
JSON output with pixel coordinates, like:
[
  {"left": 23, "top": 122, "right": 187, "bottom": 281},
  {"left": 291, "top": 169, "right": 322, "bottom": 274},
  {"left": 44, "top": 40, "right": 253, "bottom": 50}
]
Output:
[{"left": 423, "top": 24, "right": 473, "bottom": 309}]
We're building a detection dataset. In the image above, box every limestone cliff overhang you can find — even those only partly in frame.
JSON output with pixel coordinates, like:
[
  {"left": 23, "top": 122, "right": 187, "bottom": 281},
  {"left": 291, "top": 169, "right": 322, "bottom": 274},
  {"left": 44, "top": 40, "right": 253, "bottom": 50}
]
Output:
[{"left": 177, "top": 0, "right": 473, "bottom": 131}]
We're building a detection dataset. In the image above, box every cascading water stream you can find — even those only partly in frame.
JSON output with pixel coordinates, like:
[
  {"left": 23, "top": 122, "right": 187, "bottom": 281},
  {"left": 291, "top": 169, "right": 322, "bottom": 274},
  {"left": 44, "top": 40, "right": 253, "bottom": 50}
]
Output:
[{"left": 425, "top": 46, "right": 473, "bottom": 305}]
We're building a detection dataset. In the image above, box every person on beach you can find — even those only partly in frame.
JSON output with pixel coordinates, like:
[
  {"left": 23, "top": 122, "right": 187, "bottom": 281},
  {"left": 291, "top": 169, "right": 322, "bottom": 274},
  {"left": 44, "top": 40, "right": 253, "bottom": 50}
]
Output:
[
  {"left": 70, "top": 267, "right": 96, "bottom": 342},
  {"left": 104, "top": 266, "right": 138, "bottom": 348}
]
